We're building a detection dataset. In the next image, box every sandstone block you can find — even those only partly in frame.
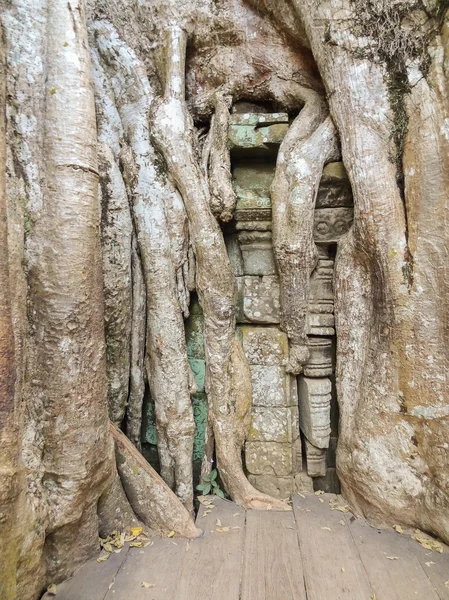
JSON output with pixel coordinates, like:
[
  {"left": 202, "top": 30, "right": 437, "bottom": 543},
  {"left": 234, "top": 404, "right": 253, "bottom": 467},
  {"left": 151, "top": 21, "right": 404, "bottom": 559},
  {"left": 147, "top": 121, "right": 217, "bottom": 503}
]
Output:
[
  {"left": 248, "top": 474, "right": 294, "bottom": 499},
  {"left": 240, "top": 326, "right": 288, "bottom": 365},
  {"left": 307, "top": 312, "right": 335, "bottom": 336},
  {"left": 229, "top": 113, "right": 289, "bottom": 152},
  {"left": 248, "top": 407, "right": 290, "bottom": 443},
  {"left": 245, "top": 441, "right": 292, "bottom": 476},
  {"left": 236, "top": 275, "right": 280, "bottom": 323},
  {"left": 298, "top": 377, "right": 332, "bottom": 448},
  {"left": 316, "top": 162, "right": 353, "bottom": 208},
  {"left": 313, "top": 207, "right": 353, "bottom": 242},
  {"left": 295, "top": 471, "right": 314, "bottom": 493},
  {"left": 238, "top": 231, "right": 277, "bottom": 275},
  {"left": 250, "top": 364, "right": 286, "bottom": 407},
  {"left": 305, "top": 439, "right": 327, "bottom": 477}
]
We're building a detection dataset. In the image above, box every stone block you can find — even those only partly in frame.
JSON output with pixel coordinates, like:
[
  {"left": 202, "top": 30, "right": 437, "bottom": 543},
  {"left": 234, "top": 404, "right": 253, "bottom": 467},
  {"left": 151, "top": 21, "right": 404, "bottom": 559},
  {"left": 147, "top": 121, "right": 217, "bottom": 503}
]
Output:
[
  {"left": 316, "top": 162, "right": 353, "bottom": 208},
  {"left": 240, "top": 326, "right": 288, "bottom": 365},
  {"left": 235, "top": 220, "right": 272, "bottom": 231},
  {"left": 313, "top": 207, "right": 353, "bottom": 242},
  {"left": 292, "top": 436, "right": 302, "bottom": 474},
  {"left": 307, "top": 312, "right": 335, "bottom": 336},
  {"left": 305, "top": 439, "right": 327, "bottom": 477},
  {"left": 238, "top": 231, "right": 277, "bottom": 275},
  {"left": 313, "top": 467, "right": 341, "bottom": 494},
  {"left": 298, "top": 377, "right": 332, "bottom": 448},
  {"left": 233, "top": 160, "right": 276, "bottom": 196},
  {"left": 229, "top": 113, "right": 289, "bottom": 152},
  {"left": 248, "top": 407, "right": 290, "bottom": 443},
  {"left": 225, "top": 234, "right": 244, "bottom": 276},
  {"left": 236, "top": 276, "right": 280, "bottom": 324},
  {"left": 303, "top": 338, "right": 333, "bottom": 378},
  {"left": 248, "top": 474, "right": 294, "bottom": 499},
  {"left": 245, "top": 441, "right": 292, "bottom": 476},
  {"left": 295, "top": 471, "right": 314, "bottom": 493},
  {"left": 250, "top": 364, "right": 286, "bottom": 407}
]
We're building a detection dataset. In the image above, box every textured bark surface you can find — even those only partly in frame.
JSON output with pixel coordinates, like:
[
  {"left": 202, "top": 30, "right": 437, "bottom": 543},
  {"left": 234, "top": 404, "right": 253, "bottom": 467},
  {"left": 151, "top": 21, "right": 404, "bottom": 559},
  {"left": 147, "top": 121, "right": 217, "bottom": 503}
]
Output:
[
  {"left": 272, "top": 109, "right": 339, "bottom": 374},
  {"left": 286, "top": 0, "right": 449, "bottom": 541},
  {"left": 111, "top": 424, "right": 201, "bottom": 538},
  {"left": 1, "top": 0, "right": 449, "bottom": 596}
]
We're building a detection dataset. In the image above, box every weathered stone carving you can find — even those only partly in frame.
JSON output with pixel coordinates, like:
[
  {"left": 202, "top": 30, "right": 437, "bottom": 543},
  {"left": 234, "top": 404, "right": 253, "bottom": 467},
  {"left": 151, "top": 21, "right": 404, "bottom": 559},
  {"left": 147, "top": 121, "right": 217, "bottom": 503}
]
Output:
[
  {"left": 303, "top": 338, "right": 333, "bottom": 377},
  {"left": 298, "top": 377, "right": 332, "bottom": 449},
  {"left": 313, "top": 207, "right": 353, "bottom": 243},
  {"left": 316, "top": 162, "right": 353, "bottom": 209},
  {"left": 304, "top": 439, "right": 327, "bottom": 478}
]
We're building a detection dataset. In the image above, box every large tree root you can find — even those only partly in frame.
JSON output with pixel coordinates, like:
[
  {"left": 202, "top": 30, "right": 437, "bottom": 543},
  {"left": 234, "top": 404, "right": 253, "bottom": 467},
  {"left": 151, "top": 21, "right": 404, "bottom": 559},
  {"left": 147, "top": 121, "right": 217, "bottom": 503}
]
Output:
[
  {"left": 92, "top": 22, "right": 195, "bottom": 511},
  {"left": 98, "top": 142, "right": 133, "bottom": 426},
  {"left": 151, "top": 26, "right": 287, "bottom": 510},
  {"left": 111, "top": 424, "right": 201, "bottom": 538},
  {"left": 272, "top": 100, "right": 339, "bottom": 374}
]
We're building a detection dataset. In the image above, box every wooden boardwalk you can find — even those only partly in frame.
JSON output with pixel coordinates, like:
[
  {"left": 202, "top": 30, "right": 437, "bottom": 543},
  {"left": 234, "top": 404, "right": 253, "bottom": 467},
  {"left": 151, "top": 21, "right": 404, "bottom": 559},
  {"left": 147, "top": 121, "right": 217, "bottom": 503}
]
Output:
[{"left": 44, "top": 493, "right": 449, "bottom": 600}]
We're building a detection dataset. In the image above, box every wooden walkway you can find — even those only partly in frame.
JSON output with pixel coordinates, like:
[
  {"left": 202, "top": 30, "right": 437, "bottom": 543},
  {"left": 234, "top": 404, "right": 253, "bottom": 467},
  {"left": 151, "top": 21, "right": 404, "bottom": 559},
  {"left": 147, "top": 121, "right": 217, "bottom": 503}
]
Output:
[{"left": 44, "top": 493, "right": 449, "bottom": 600}]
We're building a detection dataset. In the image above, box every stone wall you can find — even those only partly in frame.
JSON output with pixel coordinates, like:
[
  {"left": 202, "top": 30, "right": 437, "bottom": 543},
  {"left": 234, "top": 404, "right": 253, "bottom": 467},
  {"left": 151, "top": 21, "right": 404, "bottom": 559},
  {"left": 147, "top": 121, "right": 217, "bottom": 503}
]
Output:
[{"left": 228, "top": 108, "right": 353, "bottom": 497}]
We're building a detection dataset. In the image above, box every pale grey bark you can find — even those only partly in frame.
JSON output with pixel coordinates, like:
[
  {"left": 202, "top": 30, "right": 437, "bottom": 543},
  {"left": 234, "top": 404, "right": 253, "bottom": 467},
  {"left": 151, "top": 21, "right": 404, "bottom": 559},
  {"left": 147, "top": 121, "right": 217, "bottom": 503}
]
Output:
[
  {"left": 272, "top": 108, "right": 339, "bottom": 374},
  {"left": 92, "top": 20, "right": 195, "bottom": 511}
]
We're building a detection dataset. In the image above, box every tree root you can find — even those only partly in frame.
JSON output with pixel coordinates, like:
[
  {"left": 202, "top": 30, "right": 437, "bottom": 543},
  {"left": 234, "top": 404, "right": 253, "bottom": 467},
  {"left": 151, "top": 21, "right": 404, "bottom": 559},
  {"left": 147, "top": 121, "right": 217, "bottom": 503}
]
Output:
[
  {"left": 111, "top": 423, "right": 201, "bottom": 538},
  {"left": 151, "top": 25, "right": 288, "bottom": 511},
  {"left": 272, "top": 105, "right": 339, "bottom": 374},
  {"left": 92, "top": 21, "right": 195, "bottom": 511}
]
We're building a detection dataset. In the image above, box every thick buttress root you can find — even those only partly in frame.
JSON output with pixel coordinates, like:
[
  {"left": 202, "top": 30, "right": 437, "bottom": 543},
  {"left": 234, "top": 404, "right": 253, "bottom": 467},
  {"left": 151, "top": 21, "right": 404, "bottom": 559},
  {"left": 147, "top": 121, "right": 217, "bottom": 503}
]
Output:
[
  {"left": 150, "top": 25, "right": 288, "bottom": 510},
  {"left": 272, "top": 102, "right": 339, "bottom": 374},
  {"left": 92, "top": 22, "right": 195, "bottom": 511},
  {"left": 110, "top": 424, "right": 201, "bottom": 538}
]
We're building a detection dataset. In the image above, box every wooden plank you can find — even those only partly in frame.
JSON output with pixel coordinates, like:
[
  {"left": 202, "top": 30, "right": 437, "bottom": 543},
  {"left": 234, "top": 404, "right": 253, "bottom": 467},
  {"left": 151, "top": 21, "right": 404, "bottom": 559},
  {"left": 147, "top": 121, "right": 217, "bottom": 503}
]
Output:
[
  {"left": 42, "top": 546, "right": 129, "bottom": 600},
  {"left": 104, "top": 537, "right": 186, "bottom": 600},
  {"left": 174, "top": 496, "right": 245, "bottom": 600},
  {"left": 408, "top": 535, "right": 449, "bottom": 600},
  {"left": 241, "top": 509, "right": 307, "bottom": 600},
  {"left": 346, "top": 515, "right": 441, "bottom": 600},
  {"left": 293, "top": 493, "right": 373, "bottom": 599}
]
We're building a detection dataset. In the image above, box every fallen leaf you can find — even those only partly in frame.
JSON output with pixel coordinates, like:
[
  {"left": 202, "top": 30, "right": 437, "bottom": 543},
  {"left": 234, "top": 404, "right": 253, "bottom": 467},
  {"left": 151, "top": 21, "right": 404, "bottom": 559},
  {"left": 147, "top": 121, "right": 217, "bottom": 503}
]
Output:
[
  {"left": 97, "top": 551, "right": 109, "bottom": 563},
  {"left": 47, "top": 584, "right": 57, "bottom": 596},
  {"left": 141, "top": 582, "right": 156, "bottom": 589},
  {"left": 412, "top": 532, "right": 444, "bottom": 553},
  {"left": 131, "top": 527, "right": 143, "bottom": 537},
  {"left": 216, "top": 528, "right": 225, "bottom": 533},
  {"left": 371, "top": 595, "right": 377, "bottom": 600},
  {"left": 233, "top": 513, "right": 240, "bottom": 517},
  {"left": 341, "top": 567, "right": 345, "bottom": 572},
  {"left": 216, "top": 519, "right": 222, "bottom": 527},
  {"left": 393, "top": 524, "right": 403, "bottom": 534},
  {"left": 425, "top": 561, "right": 435, "bottom": 567},
  {"left": 315, "top": 490, "right": 325, "bottom": 496},
  {"left": 130, "top": 541, "right": 143, "bottom": 548},
  {"left": 444, "top": 580, "right": 449, "bottom": 588},
  {"left": 298, "top": 493, "right": 305, "bottom": 499},
  {"left": 167, "top": 531, "right": 175, "bottom": 538},
  {"left": 321, "top": 527, "right": 332, "bottom": 531},
  {"left": 232, "top": 526, "right": 240, "bottom": 530},
  {"left": 339, "top": 520, "right": 345, "bottom": 526},
  {"left": 331, "top": 505, "right": 349, "bottom": 513},
  {"left": 386, "top": 556, "right": 399, "bottom": 560}
]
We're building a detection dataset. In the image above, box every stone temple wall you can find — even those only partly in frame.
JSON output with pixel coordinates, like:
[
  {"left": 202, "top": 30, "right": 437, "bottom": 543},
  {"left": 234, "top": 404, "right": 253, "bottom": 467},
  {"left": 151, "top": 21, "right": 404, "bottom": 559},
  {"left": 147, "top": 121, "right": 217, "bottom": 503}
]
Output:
[
  {"left": 227, "top": 108, "right": 353, "bottom": 496},
  {"left": 141, "top": 107, "right": 353, "bottom": 498}
]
